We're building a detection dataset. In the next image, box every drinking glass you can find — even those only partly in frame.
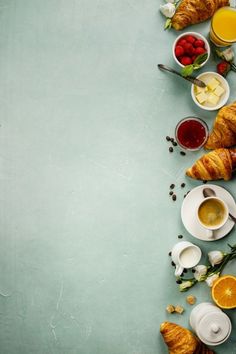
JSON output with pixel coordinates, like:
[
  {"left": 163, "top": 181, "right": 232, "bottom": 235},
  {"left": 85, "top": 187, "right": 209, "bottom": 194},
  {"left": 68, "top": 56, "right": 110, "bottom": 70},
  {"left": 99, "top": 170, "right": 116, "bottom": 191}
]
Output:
[{"left": 210, "top": 6, "right": 236, "bottom": 47}]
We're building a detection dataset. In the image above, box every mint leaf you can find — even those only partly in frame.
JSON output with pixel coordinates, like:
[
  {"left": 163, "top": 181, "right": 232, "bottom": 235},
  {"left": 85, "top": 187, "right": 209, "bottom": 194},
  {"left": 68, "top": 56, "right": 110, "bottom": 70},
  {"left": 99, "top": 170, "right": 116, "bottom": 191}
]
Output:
[
  {"left": 164, "top": 18, "right": 172, "bottom": 30},
  {"left": 181, "top": 65, "right": 194, "bottom": 77},
  {"left": 193, "top": 63, "right": 201, "bottom": 70},
  {"left": 193, "top": 53, "right": 208, "bottom": 66}
]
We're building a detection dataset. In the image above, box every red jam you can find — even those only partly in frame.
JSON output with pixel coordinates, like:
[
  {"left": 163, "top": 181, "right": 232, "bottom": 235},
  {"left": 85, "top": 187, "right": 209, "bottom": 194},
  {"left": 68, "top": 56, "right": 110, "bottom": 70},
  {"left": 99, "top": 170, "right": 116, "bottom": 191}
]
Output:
[{"left": 175, "top": 117, "right": 208, "bottom": 150}]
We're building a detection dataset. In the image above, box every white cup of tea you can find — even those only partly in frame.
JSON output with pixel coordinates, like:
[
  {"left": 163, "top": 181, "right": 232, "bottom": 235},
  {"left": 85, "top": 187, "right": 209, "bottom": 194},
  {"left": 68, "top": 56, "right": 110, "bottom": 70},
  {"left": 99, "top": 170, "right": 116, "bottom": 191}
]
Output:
[
  {"left": 197, "top": 196, "right": 229, "bottom": 239},
  {"left": 171, "top": 241, "right": 202, "bottom": 277}
]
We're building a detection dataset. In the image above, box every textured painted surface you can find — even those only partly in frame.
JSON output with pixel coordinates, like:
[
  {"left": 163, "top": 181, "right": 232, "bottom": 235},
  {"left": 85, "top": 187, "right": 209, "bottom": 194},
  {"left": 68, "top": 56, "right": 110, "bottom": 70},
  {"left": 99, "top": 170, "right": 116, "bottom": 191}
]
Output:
[{"left": 0, "top": 1, "right": 236, "bottom": 353}]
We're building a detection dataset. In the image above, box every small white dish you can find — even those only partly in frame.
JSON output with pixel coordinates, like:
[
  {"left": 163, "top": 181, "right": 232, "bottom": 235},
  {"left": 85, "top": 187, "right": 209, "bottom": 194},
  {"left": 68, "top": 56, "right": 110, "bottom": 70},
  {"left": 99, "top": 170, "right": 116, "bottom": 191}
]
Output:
[
  {"left": 181, "top": 184, "right": 236, "bottom": 241},
  {"left": 191, "top": 72, "right": 230, "bottom": 111},
  {"left": 172, "top": 31, "right": 210, "bottom": 68}
]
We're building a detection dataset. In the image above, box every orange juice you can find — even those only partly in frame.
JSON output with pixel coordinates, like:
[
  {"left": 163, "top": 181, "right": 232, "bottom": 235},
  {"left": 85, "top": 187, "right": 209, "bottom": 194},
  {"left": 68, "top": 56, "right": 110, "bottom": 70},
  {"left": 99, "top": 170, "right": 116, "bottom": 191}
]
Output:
[{"left": 210, "top": 7, "right": 236, "bottom": 46}]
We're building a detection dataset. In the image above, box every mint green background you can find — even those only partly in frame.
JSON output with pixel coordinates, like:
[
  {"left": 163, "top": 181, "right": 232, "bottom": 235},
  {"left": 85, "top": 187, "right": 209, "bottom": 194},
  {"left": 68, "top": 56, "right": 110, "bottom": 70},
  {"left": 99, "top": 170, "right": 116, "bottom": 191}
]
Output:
[{"left": 0, "top": 1, "right": 236, "bottom": 353}]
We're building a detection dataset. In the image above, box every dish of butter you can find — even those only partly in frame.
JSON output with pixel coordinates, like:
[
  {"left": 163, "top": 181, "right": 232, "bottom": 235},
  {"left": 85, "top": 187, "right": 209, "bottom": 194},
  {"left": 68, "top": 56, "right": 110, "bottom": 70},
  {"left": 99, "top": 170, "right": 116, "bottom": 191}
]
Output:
[{"left": 194, "top": 77, "right": 225, "bottom": 106}]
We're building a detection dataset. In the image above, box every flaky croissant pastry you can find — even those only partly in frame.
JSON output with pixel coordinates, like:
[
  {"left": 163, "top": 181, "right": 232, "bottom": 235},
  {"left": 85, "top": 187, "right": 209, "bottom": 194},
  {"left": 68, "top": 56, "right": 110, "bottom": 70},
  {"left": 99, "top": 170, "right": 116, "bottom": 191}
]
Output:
[
  {"left": 205, "top": 101, "right": 236, "bottom": 149},
  {"left": 186, "top": 148, "right": 236, "bottom": 181},
  {"left": 160, "top": 322, "right": 215, "bottom": 354},
  {"left": 171, "top": 0, "right": 229, "bottom": 30}
]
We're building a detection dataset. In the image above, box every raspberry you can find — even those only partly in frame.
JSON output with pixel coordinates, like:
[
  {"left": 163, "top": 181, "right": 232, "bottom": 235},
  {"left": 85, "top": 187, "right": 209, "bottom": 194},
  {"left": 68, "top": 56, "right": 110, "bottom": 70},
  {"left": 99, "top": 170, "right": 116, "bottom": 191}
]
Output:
[
  {"left": 183, "top": 42, "right": 195, "bottom": 56},
  {"left": 175, "top": 35, "right": 207, "bottom": 65},
  {"left": 175, "top": 45, "right": 184, "bottom": 57},
  {"left": 185, "top": 35, "right": 196, "bottom": 44},
  {"left": 195, "top": 47, "right": 206, "bottom": 56},
  {"left": 180, "top": 56, "right": 192, "bottom": 66},
  {"left": 194, "top": 39, "right": 205, "bottom": 48},
  {"left": 177, "top": 39, "right": 187, "bottom": 47}
]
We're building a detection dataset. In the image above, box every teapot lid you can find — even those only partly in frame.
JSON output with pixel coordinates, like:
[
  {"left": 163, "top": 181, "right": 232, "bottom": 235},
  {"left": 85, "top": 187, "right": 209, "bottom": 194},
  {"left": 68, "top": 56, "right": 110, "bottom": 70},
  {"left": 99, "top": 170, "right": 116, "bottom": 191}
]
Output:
[{"left": 197, "top": 312, "right": 231, "bottom": 345}]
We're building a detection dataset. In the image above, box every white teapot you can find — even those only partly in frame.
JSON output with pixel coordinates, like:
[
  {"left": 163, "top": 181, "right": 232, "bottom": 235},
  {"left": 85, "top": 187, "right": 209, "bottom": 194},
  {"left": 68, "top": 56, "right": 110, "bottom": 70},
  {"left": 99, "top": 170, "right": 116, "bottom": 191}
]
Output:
[{"left": 190, "top": 302, "right": 232, "bottom": 346}]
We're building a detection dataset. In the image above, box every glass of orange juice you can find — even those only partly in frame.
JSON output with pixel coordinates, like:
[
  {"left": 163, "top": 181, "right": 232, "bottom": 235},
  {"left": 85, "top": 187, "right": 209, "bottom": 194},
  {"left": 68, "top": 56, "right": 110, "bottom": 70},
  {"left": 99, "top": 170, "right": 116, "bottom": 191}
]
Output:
[{"left": 210, "top": 6, "right": 236, "bottom": 47}]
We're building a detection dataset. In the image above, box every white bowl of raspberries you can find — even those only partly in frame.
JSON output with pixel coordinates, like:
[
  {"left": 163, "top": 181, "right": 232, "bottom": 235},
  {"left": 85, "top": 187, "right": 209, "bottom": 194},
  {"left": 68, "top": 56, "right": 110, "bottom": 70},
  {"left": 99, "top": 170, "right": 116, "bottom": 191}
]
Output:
[{"left": 172, "top": 31, "right": 210, "bottom": 68}]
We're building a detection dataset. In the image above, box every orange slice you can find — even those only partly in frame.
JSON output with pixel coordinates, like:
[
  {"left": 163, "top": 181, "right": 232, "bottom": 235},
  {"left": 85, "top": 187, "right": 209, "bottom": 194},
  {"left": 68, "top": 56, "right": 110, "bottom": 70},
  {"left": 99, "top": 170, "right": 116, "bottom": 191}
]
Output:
[{"left": 212, "top": 275, "right": 236, "bottom": 309}]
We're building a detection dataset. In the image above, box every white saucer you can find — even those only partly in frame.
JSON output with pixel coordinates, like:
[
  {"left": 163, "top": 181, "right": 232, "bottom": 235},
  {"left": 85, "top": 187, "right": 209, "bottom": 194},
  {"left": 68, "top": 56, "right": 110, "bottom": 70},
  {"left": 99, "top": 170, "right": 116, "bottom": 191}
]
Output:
[{"left": 181, "top": 184, "right": 236, "bottom": 241}]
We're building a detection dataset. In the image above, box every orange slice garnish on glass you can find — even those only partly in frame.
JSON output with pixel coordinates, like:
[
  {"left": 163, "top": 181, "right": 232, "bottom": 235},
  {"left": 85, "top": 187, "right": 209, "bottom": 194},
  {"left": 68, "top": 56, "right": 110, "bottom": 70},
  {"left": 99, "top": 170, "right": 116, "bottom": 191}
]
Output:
[{"left": 212, "top": 275, "right": 236, "bottom": 309}]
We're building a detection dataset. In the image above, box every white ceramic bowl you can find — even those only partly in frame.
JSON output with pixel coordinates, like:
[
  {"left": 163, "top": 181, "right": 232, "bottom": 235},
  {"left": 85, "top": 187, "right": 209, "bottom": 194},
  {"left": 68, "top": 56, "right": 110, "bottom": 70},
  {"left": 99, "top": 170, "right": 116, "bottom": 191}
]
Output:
[
  {"left": 191, "top": 72, "right": 230, "bottom": 111},
  {"left": 172, "top": 31, "right": 210, "bottom": 68}
]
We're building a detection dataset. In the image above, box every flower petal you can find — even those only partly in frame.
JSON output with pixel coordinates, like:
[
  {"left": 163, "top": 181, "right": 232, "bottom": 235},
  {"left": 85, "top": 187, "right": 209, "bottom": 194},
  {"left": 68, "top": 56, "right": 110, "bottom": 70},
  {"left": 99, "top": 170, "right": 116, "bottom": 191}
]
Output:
[
  {"left": 193, "top": 265, "right": 208, "bottom": 281},
  {"left": 205, "top": 273, "right": 219, "bottom": 287},
  {"left": 179, "top": 280, "right": 195, "bottom": 292},
  {"left": 208, "top": 251, "right": 224, "bottom": 267},
  {"left": 160, "top": 3, "right": 176, "bottom": 18}
]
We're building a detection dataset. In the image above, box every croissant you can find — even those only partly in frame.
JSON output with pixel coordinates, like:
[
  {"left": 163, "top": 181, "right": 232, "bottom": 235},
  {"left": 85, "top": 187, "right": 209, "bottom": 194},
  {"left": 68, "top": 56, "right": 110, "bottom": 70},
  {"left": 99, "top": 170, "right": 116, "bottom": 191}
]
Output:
[
  {"left": 205, "top": 101, "right": 236, "bottom": 149},
  {"left": 171, "top": 0, "right": 229, "bottom": 30},
  {"left": 186, "top": 148, "right": 236, "bottom": 181},
  {"left": 160, "top": 322, "right": 215, "bottom": 354}
]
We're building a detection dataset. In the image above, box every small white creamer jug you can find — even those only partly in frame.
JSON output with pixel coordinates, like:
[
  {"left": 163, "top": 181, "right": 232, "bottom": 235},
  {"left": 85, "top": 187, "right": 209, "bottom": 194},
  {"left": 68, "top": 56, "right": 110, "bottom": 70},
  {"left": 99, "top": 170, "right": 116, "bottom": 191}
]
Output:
[
  {"left": 190, "top": 302, "right": 232, "bottom": 346},
  {"left": 171, "top": 241, "right": 201, "bottom": 277}
]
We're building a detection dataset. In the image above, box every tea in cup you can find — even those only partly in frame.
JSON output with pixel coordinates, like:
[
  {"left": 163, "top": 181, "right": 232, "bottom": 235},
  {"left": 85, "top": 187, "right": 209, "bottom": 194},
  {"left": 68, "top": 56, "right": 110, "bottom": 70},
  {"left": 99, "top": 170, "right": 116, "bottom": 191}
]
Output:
[
  {"left": 171, "top": 241, "right": 202, "bottom": 277},
  {"left": 197, "top": 197, "right": 229, "bottom": 239}
]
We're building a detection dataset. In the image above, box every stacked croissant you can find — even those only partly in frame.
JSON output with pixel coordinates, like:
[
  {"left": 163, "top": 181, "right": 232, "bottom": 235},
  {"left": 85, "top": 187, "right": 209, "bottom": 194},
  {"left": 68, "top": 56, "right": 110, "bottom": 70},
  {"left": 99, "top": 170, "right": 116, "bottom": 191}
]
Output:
[
  {"left": 160, "top": 322, "right": 215, "bottom": 354},
  {"left": 186, "top": 101, "right": 236, "bottom": 181}
]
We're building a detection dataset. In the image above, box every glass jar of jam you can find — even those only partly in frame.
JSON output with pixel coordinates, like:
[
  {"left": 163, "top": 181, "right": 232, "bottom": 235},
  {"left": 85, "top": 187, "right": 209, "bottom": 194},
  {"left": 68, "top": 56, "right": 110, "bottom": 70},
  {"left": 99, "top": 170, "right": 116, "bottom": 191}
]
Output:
[{"left": 175, "top": 117, "right": 209, "bottom": 151}]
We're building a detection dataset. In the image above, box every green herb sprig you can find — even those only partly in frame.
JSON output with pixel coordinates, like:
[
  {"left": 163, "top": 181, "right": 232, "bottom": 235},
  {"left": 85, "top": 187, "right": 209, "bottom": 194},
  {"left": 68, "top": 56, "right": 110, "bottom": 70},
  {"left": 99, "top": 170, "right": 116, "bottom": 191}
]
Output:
[
  {"left": 176, "top": 244, "right": 236, "bottom": 292},
  {"left": 164, "top": 18, "right": 172, "bottom": 30},
  {"left": 181, "top": 53, "right": 208, "bottom": 77},
  {"left": 163, "top": 0, "right": 181, "bottom": 30}
]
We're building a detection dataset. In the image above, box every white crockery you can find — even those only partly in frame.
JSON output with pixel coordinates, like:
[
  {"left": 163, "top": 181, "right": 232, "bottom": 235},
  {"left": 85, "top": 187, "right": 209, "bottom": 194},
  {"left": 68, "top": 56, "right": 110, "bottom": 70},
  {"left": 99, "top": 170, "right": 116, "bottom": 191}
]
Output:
[
  {"left": 172, "top": 31, "right": 210, "bottom": 68},
  {"left": 191, "top": 71, "right": 230, "bottom": 111},
  {"left": 196, "top": 196, "right": 229, "bottom": 239},
  {"left": 181, "top": 184, "right": 236, "bottom": 241},
  {"left": 190, "top": 302, "right": 232, "bottom": 346},
  {"left": 171, "top": 241, "right": 202, "bottom": 276}
]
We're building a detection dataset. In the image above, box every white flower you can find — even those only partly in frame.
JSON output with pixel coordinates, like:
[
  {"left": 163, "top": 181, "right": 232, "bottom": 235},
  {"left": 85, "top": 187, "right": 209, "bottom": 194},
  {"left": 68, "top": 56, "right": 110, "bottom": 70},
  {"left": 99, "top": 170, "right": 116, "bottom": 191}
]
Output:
[
  {"left": 216, "top": 47, "right": 234, "bottom": 62},
  {"left": 222, "top": 48, "right": 234, "bottom": 62},
  {"left": 193, "top": 265, "right": 208, "bottom": 281},
  {"left": 160, "top": 3, "right": 176, "bottom": 18},
  {"left": 179, "top": 280, "right": 194, "bottom": 292},
  {"left": 208, "top": 251, "right": 224, "bottom": 267},
  {"left": 205, "top": 273, "right": 219, "bottom": 287}
]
